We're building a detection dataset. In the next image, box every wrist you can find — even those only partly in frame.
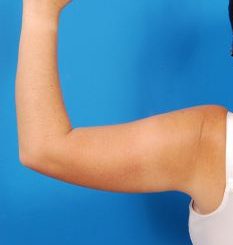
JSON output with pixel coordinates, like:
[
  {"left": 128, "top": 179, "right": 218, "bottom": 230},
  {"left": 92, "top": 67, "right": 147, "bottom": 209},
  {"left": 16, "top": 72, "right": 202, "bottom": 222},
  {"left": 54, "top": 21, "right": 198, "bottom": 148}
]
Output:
[
  {"left": 23, "top": 0, "right": 70, "bottom": 16},
  {"left": 22, "top": 2, "right": 61, "bottom": 25},
  {"left": 22, "top": 5, "right": 60, "bottom": 31}
]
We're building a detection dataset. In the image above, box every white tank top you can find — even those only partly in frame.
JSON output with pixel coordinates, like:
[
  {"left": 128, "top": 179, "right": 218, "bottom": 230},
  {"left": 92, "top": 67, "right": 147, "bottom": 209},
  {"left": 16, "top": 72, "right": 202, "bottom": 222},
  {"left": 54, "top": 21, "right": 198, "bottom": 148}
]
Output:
[{"left": 188, "top": 110, "right": 233, "bottom": 245}]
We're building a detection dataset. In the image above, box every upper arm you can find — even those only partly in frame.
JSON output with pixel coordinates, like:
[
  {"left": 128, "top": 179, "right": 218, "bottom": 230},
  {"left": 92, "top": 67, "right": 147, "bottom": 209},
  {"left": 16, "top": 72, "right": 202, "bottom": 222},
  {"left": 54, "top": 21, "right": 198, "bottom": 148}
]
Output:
[{"left": 24, "top": 105, "right": 225, "bottom": 194}]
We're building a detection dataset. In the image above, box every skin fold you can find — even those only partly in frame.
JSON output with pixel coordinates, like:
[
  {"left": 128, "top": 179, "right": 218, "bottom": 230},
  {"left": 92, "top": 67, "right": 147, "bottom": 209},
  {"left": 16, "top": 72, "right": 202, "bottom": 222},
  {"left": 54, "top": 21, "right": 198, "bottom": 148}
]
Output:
[{"left": 16, "top": 0, "right": 228, "bottom": 215}]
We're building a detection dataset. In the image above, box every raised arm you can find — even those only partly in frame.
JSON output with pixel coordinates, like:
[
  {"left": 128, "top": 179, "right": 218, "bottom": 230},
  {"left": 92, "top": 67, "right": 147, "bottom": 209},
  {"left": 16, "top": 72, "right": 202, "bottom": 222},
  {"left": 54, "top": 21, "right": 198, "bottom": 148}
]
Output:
[{"left": 16, "top": 1, "right": 227, "bottom": 201}]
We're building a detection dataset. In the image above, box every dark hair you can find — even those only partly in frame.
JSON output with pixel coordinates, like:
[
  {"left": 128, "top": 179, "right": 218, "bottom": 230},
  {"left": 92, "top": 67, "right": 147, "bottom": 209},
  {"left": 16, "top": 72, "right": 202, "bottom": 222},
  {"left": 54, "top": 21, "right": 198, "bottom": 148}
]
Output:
[{"left": 229, "top": 0, "right": 233, "bottom": 56}]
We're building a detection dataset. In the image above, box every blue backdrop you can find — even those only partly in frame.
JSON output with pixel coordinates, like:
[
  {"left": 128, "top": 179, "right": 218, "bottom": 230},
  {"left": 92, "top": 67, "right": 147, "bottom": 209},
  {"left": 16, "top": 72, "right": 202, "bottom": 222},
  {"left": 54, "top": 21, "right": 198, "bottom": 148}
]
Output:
[{"left": 0, "top": 0, "right": 232, "bottom": 244}]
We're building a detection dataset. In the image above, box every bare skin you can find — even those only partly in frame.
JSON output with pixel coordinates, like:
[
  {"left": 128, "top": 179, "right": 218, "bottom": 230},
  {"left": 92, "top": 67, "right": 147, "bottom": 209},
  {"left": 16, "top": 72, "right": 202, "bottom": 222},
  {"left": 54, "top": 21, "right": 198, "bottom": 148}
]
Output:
[
  {"left": 16, "top": 0, "right": 228, "bottom": 215},
  {"left": 191, "top": 106, "right": 227, "bottom": 214}
]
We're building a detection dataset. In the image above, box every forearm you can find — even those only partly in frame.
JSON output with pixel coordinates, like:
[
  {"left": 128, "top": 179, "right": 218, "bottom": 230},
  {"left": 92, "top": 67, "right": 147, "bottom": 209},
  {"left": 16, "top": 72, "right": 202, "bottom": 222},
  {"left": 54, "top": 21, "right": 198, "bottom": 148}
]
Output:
[{"left": 16, "top": 4, "right": 72, "bottom": 156}]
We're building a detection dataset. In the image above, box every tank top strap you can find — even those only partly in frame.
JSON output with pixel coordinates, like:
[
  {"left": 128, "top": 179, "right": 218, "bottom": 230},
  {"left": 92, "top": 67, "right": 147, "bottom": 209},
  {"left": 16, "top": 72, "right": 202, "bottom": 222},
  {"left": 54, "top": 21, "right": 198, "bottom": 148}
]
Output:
[{"left": 226, "top": 111, "right": 233, "bottom": 191}]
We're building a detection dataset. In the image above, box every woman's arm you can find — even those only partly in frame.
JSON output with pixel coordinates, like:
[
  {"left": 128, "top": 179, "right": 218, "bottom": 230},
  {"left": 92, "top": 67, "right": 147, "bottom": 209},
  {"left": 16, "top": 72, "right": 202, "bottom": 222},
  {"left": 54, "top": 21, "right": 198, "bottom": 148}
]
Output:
[
  {"left": 16, "top": 0, "right": 72, "bottom": 156},
  {"left": 16, "top": 0, "right": 227, "bottom": 196}
]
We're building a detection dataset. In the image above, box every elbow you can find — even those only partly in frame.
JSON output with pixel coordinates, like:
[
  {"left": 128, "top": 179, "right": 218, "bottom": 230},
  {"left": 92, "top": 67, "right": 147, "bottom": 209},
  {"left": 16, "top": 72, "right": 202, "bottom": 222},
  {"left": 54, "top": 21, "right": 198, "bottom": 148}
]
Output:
[
  {"left": 19, "top": 151, "right": 35, "bottom": 169},
  {"left": 19, "top": 145, "right": 46, "bottom": 170}
]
